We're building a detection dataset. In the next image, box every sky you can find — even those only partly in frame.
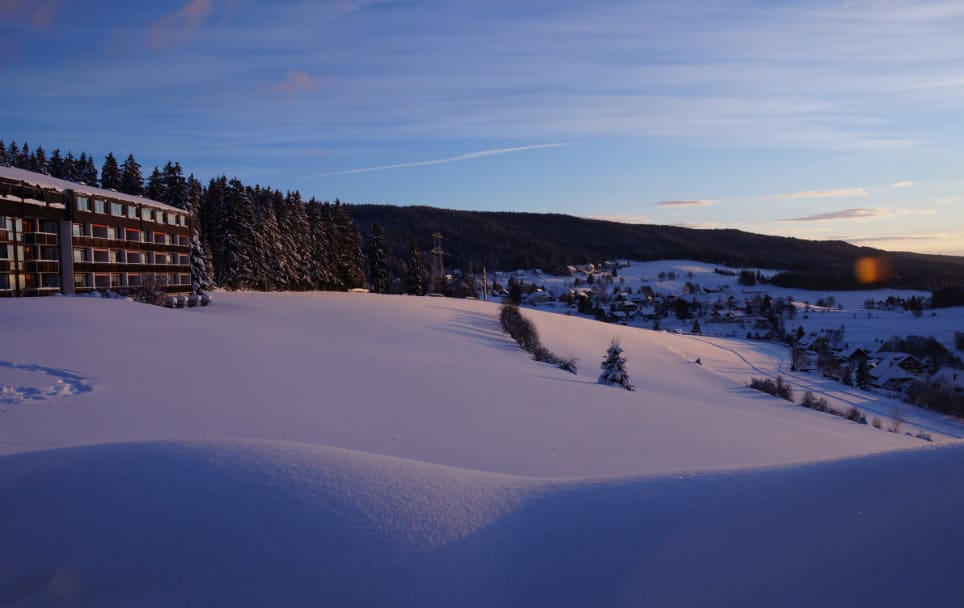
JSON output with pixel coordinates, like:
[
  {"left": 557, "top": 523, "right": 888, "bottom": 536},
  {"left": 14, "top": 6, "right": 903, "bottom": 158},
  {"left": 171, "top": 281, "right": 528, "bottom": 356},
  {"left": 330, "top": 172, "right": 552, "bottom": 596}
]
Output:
[{"left": 2, "top": 0, "right": 963, "bottom": 255}]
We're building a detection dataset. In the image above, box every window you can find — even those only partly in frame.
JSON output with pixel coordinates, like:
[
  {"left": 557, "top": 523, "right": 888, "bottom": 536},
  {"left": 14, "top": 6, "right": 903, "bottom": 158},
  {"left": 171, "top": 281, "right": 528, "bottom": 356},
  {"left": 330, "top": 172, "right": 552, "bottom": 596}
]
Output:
[
  {"left": 180, "top": 274, "right": 191, "bottom": 285},
  {"left": 91, "top": 225, "right": 108, "bottom": 239},
  {"left": 41, "top": 274, "right": 61, "bottom": 288},
  {"left": 94, "top": 274, "right": 110, "bottom": 288},
  {"left": 40, "top": 220, "right": 59, "bottom": 234},
  {"left": 76, "top": 197, "right": 90, "bottom": 212},
  {"left": 178, "top": 235, "right": 189, "bottom": 246},
  {"left": 73, "top": 248, "right": 89, "bottom": 263},
  {"left": 155, "top": 253, "right": 169, "bottom": 265},
  {"left": 0, "top": 274, "right": 12, "bottom": 289},
  {"left": 0, "top": 244, "right": 10, "bottom": 260},
  {"left": 154, "top": 232, "right": 168, "bottom": 245},
  {"left": 128, "top": 274, "right": 140, "bottom": 287},
  {"left": 93, "top": 250, "right": 109, "bottom": 263},
  {"left": 106, "top": 226, "right": 117, "bottom": 240},
  {"left": 40, "top": 247, "right": 58, "bottom": 261},
  {"left": 127, "top": 206, "right": 138, "bottom": 219},
  {"left": 142, "top": 207, "right": 152, "bottom": 221},
  {"left": 179, "top": 254, "right": 190, "bottom": 266},
  {"left": 110, "top": 273, "right": 123, "bottom": 287},
  {"left": 72, "top": 222, "right": 86, "bottom": 238},
  {"left": 111, "top": 202, "right": 124, "bottom": 216},
  {"left": 125, "top": 229, "right": 139, "bottom": 242},
  {"left": 94, "top": 199, "right": 105, "bottom": 214},
  {"left": 109, "top": 250, "right": 121, "bottom": 264},
  {"left": 74, "top": 273, "right": 91, "bottom": 288}
]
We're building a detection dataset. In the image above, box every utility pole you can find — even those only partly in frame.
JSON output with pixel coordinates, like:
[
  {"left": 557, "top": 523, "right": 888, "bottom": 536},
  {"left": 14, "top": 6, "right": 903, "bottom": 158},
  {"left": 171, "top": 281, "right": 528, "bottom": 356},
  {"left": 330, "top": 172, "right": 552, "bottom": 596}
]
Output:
[{"left": 430, "top": 231, "right": 445, "bottom": 293}]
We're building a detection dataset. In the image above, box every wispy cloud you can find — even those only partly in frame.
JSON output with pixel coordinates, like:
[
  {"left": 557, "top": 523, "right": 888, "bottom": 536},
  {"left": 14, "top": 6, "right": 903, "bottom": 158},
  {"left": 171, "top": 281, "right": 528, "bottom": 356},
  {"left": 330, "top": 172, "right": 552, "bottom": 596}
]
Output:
[
  {"left": 307, "top": 143, "right": 569, "bottom": 178},
  {"left": 890, "top": 180, "right": 915, "bottom": 188},
  {"left": 262, "top": 71, "right": 322, "bottom": 95},
  {"left": 780, "top": 208, "right": 935, "bottom": 222},
  {"left": 657, "top": 200, "right": 716, "bottom": 208},
  {"left": 588, "top": 214, "right": 651, "bottom": 224},
  {"left": 0, "top": 0, "right": 64, "bottom": 28},
  {"left": 674, "top": 222, "right": 719, "bottom": 229},
  {"left": 772, "top": 188, "right": 868, "bottom": 199},
  {"left": 147, "top": 0, "right": 215, "bottom": 49}
]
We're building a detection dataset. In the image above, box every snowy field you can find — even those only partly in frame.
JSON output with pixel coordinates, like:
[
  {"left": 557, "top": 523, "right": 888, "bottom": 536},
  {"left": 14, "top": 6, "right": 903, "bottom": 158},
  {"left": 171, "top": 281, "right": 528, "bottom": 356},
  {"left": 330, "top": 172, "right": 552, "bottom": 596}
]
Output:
[{"left": 2, "top": 291, "right": 963, "bottom": 605}]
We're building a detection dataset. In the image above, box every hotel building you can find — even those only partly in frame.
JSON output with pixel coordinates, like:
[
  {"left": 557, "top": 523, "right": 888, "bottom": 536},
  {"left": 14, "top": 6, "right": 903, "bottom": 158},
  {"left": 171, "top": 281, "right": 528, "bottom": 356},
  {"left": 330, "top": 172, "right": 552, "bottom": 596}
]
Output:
[{"left": 0, "top": 166, "right": 192, "bottom": 297}]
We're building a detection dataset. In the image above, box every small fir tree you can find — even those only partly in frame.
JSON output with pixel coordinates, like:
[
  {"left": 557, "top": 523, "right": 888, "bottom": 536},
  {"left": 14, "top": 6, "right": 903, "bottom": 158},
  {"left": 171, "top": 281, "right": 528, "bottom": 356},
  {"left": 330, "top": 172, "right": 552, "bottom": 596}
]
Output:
[
  {"left": 599, "top": 337, "right": 635, "bottom": 391},
  {"left": 691, "top": 318, "right": 702, "bottom": 335}
]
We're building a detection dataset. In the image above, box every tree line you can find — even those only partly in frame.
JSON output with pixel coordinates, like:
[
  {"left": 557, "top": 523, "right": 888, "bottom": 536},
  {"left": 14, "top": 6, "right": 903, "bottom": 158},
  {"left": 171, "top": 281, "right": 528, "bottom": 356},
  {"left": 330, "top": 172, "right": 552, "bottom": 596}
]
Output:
[{"left": 0, "top": 138, "right": 369, "bottom": 294}]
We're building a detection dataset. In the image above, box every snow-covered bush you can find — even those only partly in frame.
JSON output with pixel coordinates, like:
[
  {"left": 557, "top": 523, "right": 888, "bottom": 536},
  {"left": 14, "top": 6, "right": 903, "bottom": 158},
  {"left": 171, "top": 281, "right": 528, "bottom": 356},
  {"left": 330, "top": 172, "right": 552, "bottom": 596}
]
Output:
[
  {"left": 599, "top": 338, "right": 634, "bottom": 391},
  {"left": 499, "top": 304, "right": 577, "bottom": 374}
]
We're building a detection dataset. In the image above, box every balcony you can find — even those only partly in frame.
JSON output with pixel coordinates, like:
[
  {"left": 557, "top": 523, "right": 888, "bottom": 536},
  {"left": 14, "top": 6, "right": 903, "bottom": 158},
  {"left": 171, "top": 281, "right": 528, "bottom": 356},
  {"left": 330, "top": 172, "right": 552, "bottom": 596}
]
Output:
[
  {"left": 25, "top": 260, "right": 60, "bottom": 273},
  {"left": 23, "top": 232, "right": 58, "bottom": 246}
]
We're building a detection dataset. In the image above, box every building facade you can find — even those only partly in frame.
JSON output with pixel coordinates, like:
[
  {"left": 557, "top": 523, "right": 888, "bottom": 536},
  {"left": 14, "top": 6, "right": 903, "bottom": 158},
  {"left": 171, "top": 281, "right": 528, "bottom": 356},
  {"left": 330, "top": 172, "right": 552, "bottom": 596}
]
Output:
[{"left": 0, "top": 166, "right": 192, "bottom": 297}]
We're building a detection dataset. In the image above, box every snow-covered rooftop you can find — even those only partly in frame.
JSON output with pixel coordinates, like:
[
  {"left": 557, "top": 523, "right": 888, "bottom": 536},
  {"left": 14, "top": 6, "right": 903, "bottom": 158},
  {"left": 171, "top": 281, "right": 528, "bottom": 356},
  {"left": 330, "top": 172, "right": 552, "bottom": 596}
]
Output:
[{"left": 0, "top": 165, "right": 184, "bottom": 213}]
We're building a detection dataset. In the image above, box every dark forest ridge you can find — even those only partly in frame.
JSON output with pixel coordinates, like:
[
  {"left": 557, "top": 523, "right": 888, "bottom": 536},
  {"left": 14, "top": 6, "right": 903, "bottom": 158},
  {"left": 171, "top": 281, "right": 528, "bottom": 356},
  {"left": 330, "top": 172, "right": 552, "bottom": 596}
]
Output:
[{"left": 349, "top": 204, "right": 964, "bottom": 291}]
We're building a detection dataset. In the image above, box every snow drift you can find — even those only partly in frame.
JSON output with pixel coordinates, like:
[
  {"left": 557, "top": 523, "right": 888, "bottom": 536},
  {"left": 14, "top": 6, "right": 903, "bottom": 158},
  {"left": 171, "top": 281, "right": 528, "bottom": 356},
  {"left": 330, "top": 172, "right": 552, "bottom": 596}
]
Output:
[{"left": 2, "top": 438, "right": 963, "bottom": 607}]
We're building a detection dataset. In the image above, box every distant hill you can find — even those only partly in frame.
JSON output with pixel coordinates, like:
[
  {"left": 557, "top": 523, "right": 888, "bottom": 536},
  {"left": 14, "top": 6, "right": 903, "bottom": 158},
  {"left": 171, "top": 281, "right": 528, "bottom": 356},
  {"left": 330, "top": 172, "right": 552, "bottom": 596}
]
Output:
[{"left": 347, "top": 204, "right": 964, "bottom": 291}]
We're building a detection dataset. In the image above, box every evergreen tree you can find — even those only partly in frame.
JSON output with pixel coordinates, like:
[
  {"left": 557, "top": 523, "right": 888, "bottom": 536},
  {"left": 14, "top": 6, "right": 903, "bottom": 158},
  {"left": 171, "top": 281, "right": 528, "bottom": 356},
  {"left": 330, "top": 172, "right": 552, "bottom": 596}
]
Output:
[
  {"left": 63, "top": 151, "right": 78, "bottom": 181},
  {"left": 306, "top": 199, "right": 335, "bottom": 289},
  {"left": 32, "top": 145, "right": 47, "bottom": 173},
  {"left": 691, "top": 318, "right": 702, "bottom": 335},
  {"left": 156, "top": 161, "right": 188, "bottom": 209},
  {"left": 367, "top": 223, "right": 392, "bottom": 293},
  {"left": 219, "top": 178, "right": 259, "bottom": 289},
  {"left": 77, "top": 152, "right": 98, "bottom": 185},
  {"left": 329, "top": 201, "right": 365, "bottom": 290},
  {"left": 8, "top": 141, "right": 20, "bottom": 167},
  {"left": 47, "top": 149, "right": 64, "bottom": 178},
  {"left": 599, "top": 337, "right": 635, "bottom": 391},
  {"left": 405, "top": 239, "right": 425, "bottom": 295},
  {"left": 0, "top": 140, "right": 7, "bottom": 166},
  {"left": 146, "top": 166, "right": 165, "bottom": 201},
  {"left": 100, "top": 152, "right": 122, "bottom": 190},
  {"left": 190, "top": 229, "right": 214, "bottom": 293},
  {"left": 19, "top": 142, "right": 30, "bottom": 169},
  {"left": 855, "top": 358, "right": 870, "bottom": 389},
  {"left": 120, "top": 154, "right": 144, "bottom": 195}
]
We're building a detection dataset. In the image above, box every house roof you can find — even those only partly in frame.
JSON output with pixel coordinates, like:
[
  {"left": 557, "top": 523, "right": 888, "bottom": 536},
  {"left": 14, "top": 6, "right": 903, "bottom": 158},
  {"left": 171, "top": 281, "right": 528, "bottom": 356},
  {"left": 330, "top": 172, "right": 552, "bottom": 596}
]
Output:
[
  {"left": 0, "top": 165, "right": 183, "bottom": 213},
  {"left": 870, "top": 352, "right": 924, "bottom": 384},
  {"left": 932, "top": 367, "right": 964, "bottom": 390}
]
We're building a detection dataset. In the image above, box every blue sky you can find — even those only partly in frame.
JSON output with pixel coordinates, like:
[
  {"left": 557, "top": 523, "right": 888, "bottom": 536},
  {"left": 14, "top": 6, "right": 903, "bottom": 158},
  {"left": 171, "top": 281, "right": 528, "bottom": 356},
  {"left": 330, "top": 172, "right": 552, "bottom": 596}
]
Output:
[{"left": 3, "top": 0, "right": 963, "bottom": 255}]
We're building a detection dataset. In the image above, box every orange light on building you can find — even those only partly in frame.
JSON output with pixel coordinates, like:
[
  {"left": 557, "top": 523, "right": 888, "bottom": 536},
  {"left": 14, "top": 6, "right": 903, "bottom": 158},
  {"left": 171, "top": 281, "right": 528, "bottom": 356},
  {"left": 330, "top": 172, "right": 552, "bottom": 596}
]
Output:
[{"left": 854, "top": 256, "right": 893, "bottom": 284}]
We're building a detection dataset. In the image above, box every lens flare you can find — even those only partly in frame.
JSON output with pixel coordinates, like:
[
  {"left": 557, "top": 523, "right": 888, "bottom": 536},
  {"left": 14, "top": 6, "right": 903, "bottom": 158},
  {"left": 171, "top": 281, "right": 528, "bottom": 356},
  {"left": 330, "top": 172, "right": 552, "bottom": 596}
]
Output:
[{"left": 854, "top": 256, "right": 893, "bottom": 284}]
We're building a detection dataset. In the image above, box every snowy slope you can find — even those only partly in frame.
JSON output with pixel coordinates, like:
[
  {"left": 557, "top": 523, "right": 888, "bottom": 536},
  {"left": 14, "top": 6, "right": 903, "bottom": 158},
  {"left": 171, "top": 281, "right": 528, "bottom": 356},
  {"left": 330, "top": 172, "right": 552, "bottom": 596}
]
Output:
[
  {"left": 3, "top": 292, "right": 963, "bottom": 606},
  {"left": 0, "top": 292, "right": 936, "bottom": 474}
]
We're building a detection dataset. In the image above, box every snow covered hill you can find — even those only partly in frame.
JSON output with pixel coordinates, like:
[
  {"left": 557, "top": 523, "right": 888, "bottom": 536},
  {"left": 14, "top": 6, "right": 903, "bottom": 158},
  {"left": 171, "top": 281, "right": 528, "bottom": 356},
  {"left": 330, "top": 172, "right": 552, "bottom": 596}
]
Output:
[{"left": 2, "top": 292, "right": 963, "bottom": 605}]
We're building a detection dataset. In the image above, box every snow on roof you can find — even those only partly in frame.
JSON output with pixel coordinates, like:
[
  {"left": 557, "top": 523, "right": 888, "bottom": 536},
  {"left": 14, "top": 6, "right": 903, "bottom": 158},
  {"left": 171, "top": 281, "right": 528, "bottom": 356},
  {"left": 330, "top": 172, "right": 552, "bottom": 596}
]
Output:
[
  {"left": 870, "top": 352, "right": 923, "bottom": 383},
  {"left": 0, "top": 165, "right": 184, "bottom": 213},
  {"left": 932, "top": 367, "right": 964, "bottom": 390}
]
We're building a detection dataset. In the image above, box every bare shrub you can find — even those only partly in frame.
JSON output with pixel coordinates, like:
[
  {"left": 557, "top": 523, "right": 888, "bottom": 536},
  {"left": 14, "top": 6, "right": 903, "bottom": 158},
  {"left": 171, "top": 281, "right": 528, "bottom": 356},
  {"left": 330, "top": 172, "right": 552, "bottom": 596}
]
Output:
[
  {"left": 130, "top": 272, "right": 168, "bottom": 306},
  {"left": 749, "top": 376, "right": 793, "bottom": 402},
  {"left": 872, "top": 417, "right": 882, "bottom": 429},
  {"left": 888, "top": 407, "right": 905, "bottom": 434}
]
